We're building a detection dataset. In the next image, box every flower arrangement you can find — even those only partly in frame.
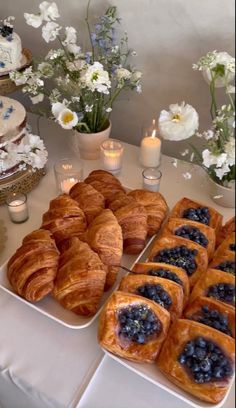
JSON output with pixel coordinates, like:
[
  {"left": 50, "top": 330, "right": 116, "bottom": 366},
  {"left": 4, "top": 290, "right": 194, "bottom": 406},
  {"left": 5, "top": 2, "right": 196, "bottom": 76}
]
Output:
[
  {"left": 10, "top": 1, "right": 142, "bottom": 134},
  {"left": 158, "top": 51, "right": 235, "bottom": 190}
]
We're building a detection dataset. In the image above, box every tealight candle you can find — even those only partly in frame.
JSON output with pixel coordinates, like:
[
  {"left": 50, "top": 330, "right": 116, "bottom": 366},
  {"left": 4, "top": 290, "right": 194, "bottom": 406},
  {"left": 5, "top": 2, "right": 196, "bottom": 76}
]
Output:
[
  {"left": 6, "top": 193, "right": 29, "bottom": 223},
  {"left": 140, "top": 120, "right": 161, "bottom": 168},
  {"left": 142, "top": 168, "right": 162, "bottom": 192},
  {"left": 54, "top": 158, "right": 83, "bottom": 194},
  {"left": 100, "top": 139, "right": 124, "bottom": 174}
]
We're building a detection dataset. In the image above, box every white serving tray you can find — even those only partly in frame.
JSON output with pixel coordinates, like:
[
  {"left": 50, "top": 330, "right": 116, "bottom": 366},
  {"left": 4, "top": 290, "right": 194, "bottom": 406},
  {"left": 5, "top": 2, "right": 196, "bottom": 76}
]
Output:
[
  {"left": 0, "top": 236, "right": 155, "bottom": 329},
  {"left": 103, "top": 351, "right": 235, "bottom": 408}
]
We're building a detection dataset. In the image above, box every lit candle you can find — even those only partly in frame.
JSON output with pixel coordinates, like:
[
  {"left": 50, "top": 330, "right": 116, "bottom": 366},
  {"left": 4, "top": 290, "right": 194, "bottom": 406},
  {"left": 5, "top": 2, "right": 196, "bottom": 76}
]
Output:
[
  {"left": 142, "top": 168, "right": 162, "bottom": 192},
  {"left": 140, "top": 121, "right": 162, "bottom": 167},
  {"left": 100, "top": 139, "right": 124, "bottom": 174},
  {"left": 60, "top": 177, "right": 78, "bottom": 194},
  {"left": 6, "top": 193, "right": 29, "bottom": 223}
]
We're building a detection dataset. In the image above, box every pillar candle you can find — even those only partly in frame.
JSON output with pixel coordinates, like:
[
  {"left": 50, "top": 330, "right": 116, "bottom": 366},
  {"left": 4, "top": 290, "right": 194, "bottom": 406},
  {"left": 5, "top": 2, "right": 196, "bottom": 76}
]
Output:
[{"left": 140, "top": 130, "right": 161, "bottom": 168}]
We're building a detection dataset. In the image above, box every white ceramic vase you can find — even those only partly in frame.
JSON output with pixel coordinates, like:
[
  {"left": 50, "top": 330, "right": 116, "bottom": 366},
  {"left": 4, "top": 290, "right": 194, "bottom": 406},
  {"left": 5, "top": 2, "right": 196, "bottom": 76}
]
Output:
[
  {"left": 70, "top": 122, "right": 111, "bottom": 160},
  {"left": 208, "top": 177, "right": 235, "bottom": 208}
]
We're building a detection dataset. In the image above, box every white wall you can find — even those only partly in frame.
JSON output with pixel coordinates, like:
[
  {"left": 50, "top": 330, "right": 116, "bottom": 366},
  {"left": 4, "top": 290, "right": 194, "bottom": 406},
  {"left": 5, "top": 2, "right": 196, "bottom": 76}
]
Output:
[{"left": 1, "top": 0, "right": 235, "bottom": 157}]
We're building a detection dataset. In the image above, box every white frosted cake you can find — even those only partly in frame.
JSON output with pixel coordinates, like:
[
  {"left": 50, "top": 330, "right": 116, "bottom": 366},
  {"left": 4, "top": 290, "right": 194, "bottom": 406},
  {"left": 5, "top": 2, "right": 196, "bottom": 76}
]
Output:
[
  {"left": 0, "top": 96, "right": 48, "bottom": 180},
  {"left": 0, "top": 17, "right": 23, "bottom": 74}
]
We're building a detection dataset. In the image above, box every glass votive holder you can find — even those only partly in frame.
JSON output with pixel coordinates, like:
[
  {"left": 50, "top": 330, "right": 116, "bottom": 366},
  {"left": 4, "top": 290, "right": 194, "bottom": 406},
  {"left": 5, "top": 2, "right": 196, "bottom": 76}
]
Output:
[
  {"left": 142, "top": 168, "right": 162, "bottom": 192},
  {"left": 100, "top": 139, "right": 124, "bottom": 174},
  {"left": 6, "top": 192, "right": 29, "bottom": 223},
  {"left": 54, "top": 158, "right": 83, "bottom": 194}
]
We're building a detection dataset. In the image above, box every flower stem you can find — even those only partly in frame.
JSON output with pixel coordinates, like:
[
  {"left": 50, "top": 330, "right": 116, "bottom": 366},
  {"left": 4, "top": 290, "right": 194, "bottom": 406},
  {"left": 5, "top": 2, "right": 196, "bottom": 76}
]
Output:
[
  {"left": 209, "top": 74, "right": 217, "bottom": 120},
  {"left": 86, "top": 0, "right": 95, "bottom": 61}
]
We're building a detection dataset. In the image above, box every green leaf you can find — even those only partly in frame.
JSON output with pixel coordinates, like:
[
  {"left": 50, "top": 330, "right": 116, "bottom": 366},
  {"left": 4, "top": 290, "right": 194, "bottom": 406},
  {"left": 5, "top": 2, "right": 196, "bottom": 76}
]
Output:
[{"left": 212, "top": 63, "right": 225, "bottom": 77}]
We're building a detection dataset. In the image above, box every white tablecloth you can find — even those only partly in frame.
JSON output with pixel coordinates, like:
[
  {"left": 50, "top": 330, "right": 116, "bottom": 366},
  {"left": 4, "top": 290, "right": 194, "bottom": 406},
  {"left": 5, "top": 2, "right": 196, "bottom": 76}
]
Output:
[{"left": 0, "top": 115, "right": 235, "bottom": 408}]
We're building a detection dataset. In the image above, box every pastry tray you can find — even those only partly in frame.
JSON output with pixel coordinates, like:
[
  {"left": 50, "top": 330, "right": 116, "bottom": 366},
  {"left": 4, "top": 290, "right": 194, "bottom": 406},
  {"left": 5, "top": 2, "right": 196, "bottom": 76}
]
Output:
[{"left": 0, "top": 236, "right": 156, "bottom": 329}]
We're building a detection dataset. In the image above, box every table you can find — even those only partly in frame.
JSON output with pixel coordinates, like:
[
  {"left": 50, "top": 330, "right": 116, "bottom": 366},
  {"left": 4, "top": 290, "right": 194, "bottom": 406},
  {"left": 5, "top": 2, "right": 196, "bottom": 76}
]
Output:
[{"left": 0, "top": 115, "right": 235, "bottom": 408}]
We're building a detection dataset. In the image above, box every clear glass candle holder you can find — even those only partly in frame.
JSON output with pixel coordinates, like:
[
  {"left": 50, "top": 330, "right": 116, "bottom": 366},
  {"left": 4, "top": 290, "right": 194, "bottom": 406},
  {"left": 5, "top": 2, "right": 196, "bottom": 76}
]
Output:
[
  {"left": 142, "top": 168, "right": 162, "bottom": 192},
  {"left": 6, "top": 192, "right": 29, "bottom": 223},
  {"left": 54, "top": 158, "right": 83, "bottom": 194},
  {"left": 100, "top": 139, "right": 124, "bottom": 174}
]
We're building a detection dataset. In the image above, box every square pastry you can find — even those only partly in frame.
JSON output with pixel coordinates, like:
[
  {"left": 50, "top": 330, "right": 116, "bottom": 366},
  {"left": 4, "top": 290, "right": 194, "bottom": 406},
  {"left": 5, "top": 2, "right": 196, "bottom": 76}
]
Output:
[
  {"left": 157, "top": 319, "right": 235, "bottom": 403},
  {"left": 98, "top": 291, "right": 170, "bottom": 363}
]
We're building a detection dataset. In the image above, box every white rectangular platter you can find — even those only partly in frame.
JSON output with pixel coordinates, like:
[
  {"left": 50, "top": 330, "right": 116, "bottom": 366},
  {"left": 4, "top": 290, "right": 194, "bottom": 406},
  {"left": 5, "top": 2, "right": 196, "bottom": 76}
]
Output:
[
  {"left": 103, "top": 351, "right": 235, "bottom": 408},
  {"left": 0, "top": 236, "right": 155, "bottom": 329}
]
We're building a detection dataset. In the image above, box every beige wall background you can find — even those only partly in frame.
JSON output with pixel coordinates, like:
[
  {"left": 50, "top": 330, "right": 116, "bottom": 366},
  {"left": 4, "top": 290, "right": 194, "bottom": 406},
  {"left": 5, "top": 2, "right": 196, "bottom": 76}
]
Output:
[{"left": 1, "top": 0, "right": 235, "bottom": 157}]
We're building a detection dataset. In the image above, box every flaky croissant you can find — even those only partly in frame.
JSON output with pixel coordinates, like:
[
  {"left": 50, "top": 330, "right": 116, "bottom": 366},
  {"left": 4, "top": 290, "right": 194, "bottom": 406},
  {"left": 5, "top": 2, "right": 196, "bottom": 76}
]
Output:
[
  {"left": 53, "top": 237, "right": 106, "bottom": 316},
  {"left": 81, "top": 209, "right": 123, "bottom": 290},
  {"left": 69, "top": 181, "right": 105, "bottom": 224},
  {"left": 41, "top": 194, "right": 87, "bottom": 249},
  {"left": 128, "top": 189, "right": 168, "bottom": 237},
  {"left": 84, "top": 170, "right": 126, "bottom": 205},
  {"left": 7, "top": 229, "right": 59, "bottom": 302}
]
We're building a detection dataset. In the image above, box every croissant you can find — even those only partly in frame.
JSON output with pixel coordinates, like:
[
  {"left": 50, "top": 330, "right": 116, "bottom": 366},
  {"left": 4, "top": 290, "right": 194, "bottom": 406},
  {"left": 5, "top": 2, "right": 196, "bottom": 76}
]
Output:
[
  {"left": 189, "top": 268, "right": 235, "bottom": 307},
  {"left": 84, "top": 170, "right": 126, "bottom": 205},
  {"left": 41, "top": 194, "right": 87, "bottom": 249},
  {"left": 7, "top": 229, "right": 59, "bottom": 302},
  {"left": 157, "top": 319, "right": 235, "bottom": 404},
  {"left": 131, "top": 262, "right": 189, "bottom": 306},
  {"left": 109, "top": 194, "right": 148, "bottom": 254},
  {"left": 53, "top": 237, "right": 106, "bottom": 316},
  {"left": 162, "top": 217, "right": 216, "bottom": 260},
  {"left": 170, "top": 197, "right": 223, "bottom": 235},
  {"left": 119, "top": 273, "right": 184, "bottom": 321},
  {"left": 127, "top": 189, "right": 168, "bottom": 237},
  {"left": 148, "top": 235, "right": 208, "bottom": 288},
  {"left": 209, "top": 250, "right": 235, "bottom": 276},
  {"left": 216, "top": 216, "right": 235, "bottom": 247},
  {"left": 213, "top": 232, "right": 235, "bottom": 258},
  {"left": 184, "top": 296, "right": 235, "bottom": 338},
  {"left": 69, "top": 181, "right": 105, "bottom": 224},
  {"left": 81, "top": 209, "right": 123, "bottom": 290},
  {"left": 98, "top": 291, "right": 170, "bottom": 363}
]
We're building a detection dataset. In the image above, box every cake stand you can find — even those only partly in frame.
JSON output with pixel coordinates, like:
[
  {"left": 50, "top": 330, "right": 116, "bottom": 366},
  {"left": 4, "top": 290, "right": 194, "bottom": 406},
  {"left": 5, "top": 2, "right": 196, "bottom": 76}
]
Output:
[{"left": 0, "top": 48, "right": 32, "bottom": 95}]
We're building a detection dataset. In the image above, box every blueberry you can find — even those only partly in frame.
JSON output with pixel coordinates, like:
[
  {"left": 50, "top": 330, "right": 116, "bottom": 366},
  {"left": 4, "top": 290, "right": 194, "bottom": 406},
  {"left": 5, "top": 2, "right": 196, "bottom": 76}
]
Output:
[
  {"left": 175, "top": 225, "right": 209, "bottom": 248},
  {"left": 200, "top": 360, "right": 211, "bottom": 372},
  {"left": 147, "top": 268, "right": 183, "bottom": 286},
  {"left": 153, "top": 246, "right": 198, "bottom": 276},
  {"left": 136, "top": 284, "right": 172, "bottom": 310},
  {"left": 229, "top": 243, "right": 236, "bottom": 251},
  {"left": 207, "top": 283, "right": 235, "bottom": 305},
  {"left": 183, "top": 207, "right": 211, "bottom": 225},
  {"left": 216, "top": 261, "right": 235, "bottom": 276}
]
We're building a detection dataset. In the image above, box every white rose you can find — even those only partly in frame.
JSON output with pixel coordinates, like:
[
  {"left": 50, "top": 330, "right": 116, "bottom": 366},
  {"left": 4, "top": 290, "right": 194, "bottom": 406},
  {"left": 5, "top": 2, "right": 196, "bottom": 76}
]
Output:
[
  {"left": 158, "top": 102, "right": 199, "bottom": 141},
  {"left": 39, "top": 1, "right": 60, "bottom": 21},
  {"left": 42, "top": 22, "right": 61, "bottom": 43},
  {"left": 24, "top": 13, "right": 43, "bottom": 28}
]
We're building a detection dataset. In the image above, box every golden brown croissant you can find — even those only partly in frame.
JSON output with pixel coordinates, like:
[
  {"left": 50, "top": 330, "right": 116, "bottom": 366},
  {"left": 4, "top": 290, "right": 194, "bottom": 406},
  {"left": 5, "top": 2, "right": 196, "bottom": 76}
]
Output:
[
  {"left": 184, "top": 296, "right": 235, "bottom": 338},
  {"left": 118, "top": 273, "right": 184, "bottom": 321},
  {"left": 53, "top": 237, "right": 106, "bottom": 316},
  {"left": 189, "top": 268, "right": 235, "bottom": 307},
  {"left": 7, "top": 229, "right": 59, "bottom": 302},
  {"left": 69, "top": 181, "right": 105, "bottom": 224},
  {"left": 216, "top": 216, "right": 235, "bottom": 247},
  {"left": 127, "top": 189, "right": 168, "bottom": 237},
  {"left": 170, "top": 197, "right": 223, "bottom": 235},
  {"left": 131, "top": 262, "right": 189, "bottom": 306},
  {"left": 148, "top": 235, "right": 208, "bottom": 288},
  {"left": 109, "top": 194, "right": 148, "bottom": 254},
  {"left": 81, "top": 209, "right": 123, "bottom": 290},
  {"left": 162, "top": 217, "right": 216, "bottom": 260},
  {"left": 213, "top": 232, "right": 235, "bottom": 258},
  {"left": 157, "top": 319, "right": 235, "bottom": 404},
  {"left": 84, "top": 170, "right": 126, "bottom": 205},
  {"left": 41, "top": 194, "right": 87, "bottom": 248},
  {"left": 98, "top": 291, "right": 170, "bottom": 363}
]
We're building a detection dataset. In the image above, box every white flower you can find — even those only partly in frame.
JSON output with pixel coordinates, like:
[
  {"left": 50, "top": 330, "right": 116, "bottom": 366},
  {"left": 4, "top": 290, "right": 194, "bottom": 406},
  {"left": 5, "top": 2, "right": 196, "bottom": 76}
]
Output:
[
  {"left": 51, "top": 101, "right": 67, "bottom": 118},
  {"left": 63, "top": 26, "right": 77, "bottom": 45},
  {"left": 224, "top": 137, "right": 235, "bottom": 165},
  {"left": 45, "top": 48, "right": 65, "bottom": 60},
  {"left": 24, "top": 13, "right": 43, "bottom": 28},
  {"left": 106, "top": 107, "right": 112, "bottom": 113},
  {"left": 39, "top": 1, "right": 60, "bottom": 21},
  {"left": 66, "top": 59, "right": 84, "bottom": 72},
  {"left": 30, "top": 94, "right": 44, "bottom": 104},
  {"left": 71, "top": 96, "right": 80, "bottom": 103},
  {"left": 38, "top": 62, "right": 54, "bottom": 77},
  {"left": 42, "top": 22, "right": 61, "bottom": 43},
  {"left": 131, "top": 70, "right": 142, "bottom": 82},
  {"left": 136, "top": 84, "right": 142, "bottom": 93},
  {"left": 215, "top": 164, "right": 231, "bottom": 180},
  {"left": 202, "top": 130, "right": 214, "bottom": 140},
  {"left": 158, "top": 102, "right": 199, "bottom": 141},
  {"left": 183, "top": 172, "right": 192, "bottom": 180},
  {"left": 116, "top": 68, "right": 132, "bottom": 81},
  {"left": 202, "top": 150, "right": 227, "bottom": 168},
  {"left": 226, "top": 85, "right": 235, "bottom": 94},
  {"left": 81, "top": 62, "right": 111, "bottom": 94},
  {"left": 85, "top": 104, "right": 93, "bottom": 112},
  {"left": 9, "top": 71, "right": 28, "bottom": 86},
  {"left": 202, "top": 52, "right": 235, "bottom": 88},
  {"left": 66, "top": 43, "right": 81, "bottom": 56},
  {"left": 57, "top": 109, "right": 78, "bottom": 129}
]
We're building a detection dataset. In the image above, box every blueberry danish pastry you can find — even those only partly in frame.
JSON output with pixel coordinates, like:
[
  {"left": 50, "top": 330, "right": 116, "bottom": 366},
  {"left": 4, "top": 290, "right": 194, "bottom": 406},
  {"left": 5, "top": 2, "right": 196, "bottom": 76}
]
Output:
[
  {"left": 98, "top": 291, "right": 170, "bottom": 363},
  {"left": 131, "top": 262, "right": 189, "bottom": 306},
  {"left": 210, "top": 251, "right": 235, "bottom": 276},
  {"left": 157, "top": 319, "right": 235, "bottom": 403},
  {"left": 148, "top": 235, "right": 208, "bottom": 288},
  {"left": 214, "top": 232, "right": 235, "bottom": 258},
  {"left": 119, "top": 274, "right": 184, "bottom": 321}
]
